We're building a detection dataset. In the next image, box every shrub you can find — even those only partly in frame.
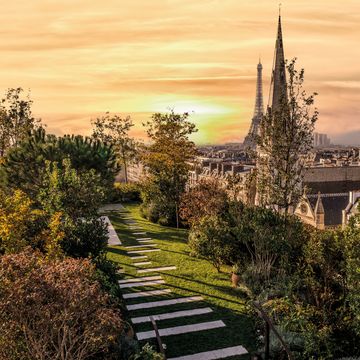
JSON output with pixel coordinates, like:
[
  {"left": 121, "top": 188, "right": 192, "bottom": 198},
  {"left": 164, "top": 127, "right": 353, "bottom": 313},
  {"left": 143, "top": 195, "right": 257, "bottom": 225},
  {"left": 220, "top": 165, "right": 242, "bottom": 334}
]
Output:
[
  {"left": 62, "top": 217, "right": 108, "bottom": 259},
  {"left": 109, "top": 182, "right": 141, "bottom": 203},
  {"left": 0, "top": 189, "right": 64, "bottom": 257},
  {"left": 130, "top": 343, "right": 165, "bottom": 360},
  {"left": 38, "top": 158, "right": 106, "bottom": 220},
  {"left": 0, "top": 249, "right": 123, "bottom": 360},
  {"left": 188, "top": 215, "right": 234, "bottom": 272}
]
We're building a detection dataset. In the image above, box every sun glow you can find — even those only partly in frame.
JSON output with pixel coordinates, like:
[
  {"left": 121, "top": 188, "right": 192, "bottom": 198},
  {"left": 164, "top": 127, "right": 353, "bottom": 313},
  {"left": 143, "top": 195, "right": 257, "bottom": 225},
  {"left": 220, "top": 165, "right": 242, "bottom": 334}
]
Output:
[{"left": 148, "top": 95, "right": 236, "bottom": 115}]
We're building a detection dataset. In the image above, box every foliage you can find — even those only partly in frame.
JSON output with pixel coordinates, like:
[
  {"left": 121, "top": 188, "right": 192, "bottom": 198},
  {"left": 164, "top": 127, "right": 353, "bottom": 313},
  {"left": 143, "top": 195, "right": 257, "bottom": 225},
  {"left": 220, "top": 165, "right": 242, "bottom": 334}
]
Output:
[
  {"left": 0, "top": 189, "right": 64, "bottom": 257},
  {"left": 91, "top": 112, "right": 137, "bottom": 183},
  {"left": 0, "top": 87, "right": 41, "bottom": 157},
  {"left": 228, "top": 203, "right": 307, "bottom": 296},
  {"left": 2, "top": 127, "right": 118, "bottom": 198},
  {"left": 93, "top": 255, "right": 124, "bottom": 300},
  {"left": 180, "top": 178, "right": 228, "bottom": 227},
  {"left": 343, "top": 217, "right": 360, "bottom": 337},
  {"left": 263, "top": 228, "right": 360, "bottom": 359},
  {"left": 130, "top": 344, "right": 165, "bottom": 360},
  {"left": 141, "top": 111, "right": 197, "bottom": 227},
  {"left": 62, "top": 217, "right": 108, "bottom": 259},
  {"left": 109, "top": 182, "right": 141, "bottom": 203},
  {"left": 188, "top": 215, "right": 234, "bottom": 272},
  {"left": 0, "top": 249, "right": 123, "bottom": 360},
  {"left": 257, "top": 59, "right": 318, "bottom": 212},
  {"left": 38, "top": 158, "right": 105, "bottom": 220}
]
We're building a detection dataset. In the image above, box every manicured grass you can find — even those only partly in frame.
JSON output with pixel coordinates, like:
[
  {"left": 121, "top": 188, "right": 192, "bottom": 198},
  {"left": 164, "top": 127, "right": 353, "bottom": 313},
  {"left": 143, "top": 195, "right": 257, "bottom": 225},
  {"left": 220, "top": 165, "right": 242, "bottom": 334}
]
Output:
[{"left": 107, "top": 203, "right": 256, "bottom": 359}]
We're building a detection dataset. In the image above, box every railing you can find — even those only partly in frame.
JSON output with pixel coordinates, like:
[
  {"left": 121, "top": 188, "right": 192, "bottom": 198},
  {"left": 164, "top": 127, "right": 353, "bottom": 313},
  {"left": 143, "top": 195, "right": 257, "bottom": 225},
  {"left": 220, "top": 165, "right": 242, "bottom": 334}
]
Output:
[
  {"left": 150, "top": 316, "right": 167, "bottom": 359},
  {"left": 252, "top": 301, "right": 294, "bottom": 360}
]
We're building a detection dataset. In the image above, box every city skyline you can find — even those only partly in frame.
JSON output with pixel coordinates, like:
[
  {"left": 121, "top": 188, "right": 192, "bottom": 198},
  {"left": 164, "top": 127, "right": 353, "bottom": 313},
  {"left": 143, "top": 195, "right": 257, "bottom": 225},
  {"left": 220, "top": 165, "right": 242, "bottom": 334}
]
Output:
[{"left": 1, "top": 1, "right": 360, "bottom": 145}]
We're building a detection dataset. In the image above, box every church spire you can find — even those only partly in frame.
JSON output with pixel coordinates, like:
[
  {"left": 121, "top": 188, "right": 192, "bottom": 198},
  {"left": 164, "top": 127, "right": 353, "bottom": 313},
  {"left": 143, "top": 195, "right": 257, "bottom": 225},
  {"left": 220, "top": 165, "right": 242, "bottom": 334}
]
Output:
[{"left": 269, "top": 15, "right": 287, "bottom": 111}]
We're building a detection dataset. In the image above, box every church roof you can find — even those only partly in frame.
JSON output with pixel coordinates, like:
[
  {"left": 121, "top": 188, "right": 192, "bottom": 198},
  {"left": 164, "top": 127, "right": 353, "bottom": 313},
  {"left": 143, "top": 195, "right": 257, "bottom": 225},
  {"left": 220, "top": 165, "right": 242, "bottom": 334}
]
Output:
[{"left": 308, "top": 193, "right": 349, "bottom": 226}]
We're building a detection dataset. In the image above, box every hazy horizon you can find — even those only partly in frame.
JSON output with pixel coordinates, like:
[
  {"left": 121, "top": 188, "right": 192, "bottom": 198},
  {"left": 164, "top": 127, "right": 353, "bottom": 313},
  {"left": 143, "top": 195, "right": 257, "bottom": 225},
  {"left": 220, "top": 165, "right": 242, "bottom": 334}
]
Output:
[{"left": 1, "top": 0, "right": 360, "bottom": 145}]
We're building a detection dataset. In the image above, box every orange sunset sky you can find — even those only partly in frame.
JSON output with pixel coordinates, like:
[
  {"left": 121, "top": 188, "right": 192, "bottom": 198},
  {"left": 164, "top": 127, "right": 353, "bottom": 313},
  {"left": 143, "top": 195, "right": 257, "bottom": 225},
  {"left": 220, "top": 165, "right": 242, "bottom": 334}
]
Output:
[{"left": 1, "top": 0, "right": 360, "bottom": 145}]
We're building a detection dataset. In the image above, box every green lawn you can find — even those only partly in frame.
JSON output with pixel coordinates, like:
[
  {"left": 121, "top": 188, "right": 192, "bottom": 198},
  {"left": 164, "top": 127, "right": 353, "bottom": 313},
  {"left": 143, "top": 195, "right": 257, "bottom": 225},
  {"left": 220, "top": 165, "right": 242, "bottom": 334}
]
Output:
[{"left": 107, "top": 203, "right": 256, "bottom": 359}]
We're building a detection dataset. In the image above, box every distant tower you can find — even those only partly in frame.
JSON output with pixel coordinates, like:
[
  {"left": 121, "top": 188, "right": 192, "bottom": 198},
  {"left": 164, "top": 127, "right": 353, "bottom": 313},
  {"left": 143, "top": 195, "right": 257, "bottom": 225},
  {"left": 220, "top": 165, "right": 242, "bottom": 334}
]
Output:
[
  {"left": 243, "top": 61, "right": 264, "bottom": 149},
  {"left": 269, "top": 15, "right": 287, "bottom": 111}
]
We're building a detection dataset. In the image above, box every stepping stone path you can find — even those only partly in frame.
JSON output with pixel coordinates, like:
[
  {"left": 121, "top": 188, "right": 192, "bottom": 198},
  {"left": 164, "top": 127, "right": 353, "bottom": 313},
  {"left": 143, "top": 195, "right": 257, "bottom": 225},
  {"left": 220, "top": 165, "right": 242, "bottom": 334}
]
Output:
[
  {"left": 131, "top": 255, "right": 148, "bottom": 260},
  {"left": 128, "top": 249, "right": 161, "bottom": 254},
  {"left": 131, "top": 307, "right": 213, "bottom": 324},
  {"left": 102, "top": 216, "right": 122, "bottom": 245},
  {"left": 137, "top": 320, "right": 226, "bottom": 340},
  {"left": 119, "top": 280, "right": 166, "bottom": 289},
  {"left": 124, "top": 244, "right": 158, "bottom": 249},
  {"left": 113, "top": 206, "right": 248, "bottom": 359},
  {"left": 126, "top": 296, "right": 203, "bottom": 311},
  {"left": 134, "top": 261, "right": 152, "bottom": 266},
  {"left": 123, "top": 289, "right": 171, "bottom": 300},
  {"left": 167, "top": 345, "right": 248, "bottom": 360},
  {"left": 137, "top": 266, "right": 177, "bottom": 273},
  {"left": 119, "top": 276, "right": 163, "bottom": 283}
]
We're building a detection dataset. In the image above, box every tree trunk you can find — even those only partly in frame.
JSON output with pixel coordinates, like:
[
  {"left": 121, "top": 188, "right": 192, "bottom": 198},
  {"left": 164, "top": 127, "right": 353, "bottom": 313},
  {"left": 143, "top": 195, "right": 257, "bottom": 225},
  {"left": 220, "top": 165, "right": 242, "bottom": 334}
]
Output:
[
  {"left": 175, "top": 202, "right": 179, "bottom": 229},
  {"left": 124, "top": 160, "right": 128, "bottom": 183}
]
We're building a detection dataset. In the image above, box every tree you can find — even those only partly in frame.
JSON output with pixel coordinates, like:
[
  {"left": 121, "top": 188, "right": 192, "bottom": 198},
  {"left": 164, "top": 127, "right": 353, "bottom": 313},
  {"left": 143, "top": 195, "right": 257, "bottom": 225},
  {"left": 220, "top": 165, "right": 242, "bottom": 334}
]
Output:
[
  {"left": 180, "top": 178, "right": 228, "bottom": 227},
  {"left": 2, "top": 128, "right": 118, "bottom": 198},
  {"left": 343, "top": 216, "right": 360, "bottom": 337},
  {"left": 0, "top": 88, "right": 40, "bottom": 157},
  {"left": 38, "top": 158, "right": 106, "bottom": 220},
  {"left": 37, "top": 158, "right": 109, "bottom": 259},
  {"left": 188, "top": 215, "right": 234, "bottom": 272},
  {"left": 141, "top": 111, "right": 197, "bottom": 227},
  {"left": 0, "top": 249, "right": 123, "bottom": 360},
  {"left": 91, "top": 112, "right": 136, "bottom": 183},
  {"left": 256, "top": 59, "right": 318, "bottom": 213},
  {"left": 228, "top": 203, "right": 307, "bottom": 295}
]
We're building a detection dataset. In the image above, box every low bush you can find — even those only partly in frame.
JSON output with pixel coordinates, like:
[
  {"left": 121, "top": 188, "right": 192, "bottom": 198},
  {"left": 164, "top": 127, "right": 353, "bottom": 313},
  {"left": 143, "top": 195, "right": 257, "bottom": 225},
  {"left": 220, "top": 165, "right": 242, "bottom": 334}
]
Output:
[
  {"left": 109, "top": 182, "right": 141, "bottom": 203},
  {"left": 0, "top": 249, "right": 123, "bottom": 360},
  {"left": 62, "top": 217, "right": 108, "bottom": 259}
]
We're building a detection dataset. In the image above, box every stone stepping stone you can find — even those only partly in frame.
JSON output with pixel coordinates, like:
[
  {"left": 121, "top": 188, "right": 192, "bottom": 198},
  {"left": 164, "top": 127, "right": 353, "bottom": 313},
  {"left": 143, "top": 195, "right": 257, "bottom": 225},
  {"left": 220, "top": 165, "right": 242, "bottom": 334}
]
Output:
[
  {"left": 131, "top": 307, "right": 213, "bottom": 324},
  {"left": 133, "top": 232, "right": 147, "bottom": 235},
  {"left": 137, "top": 266, "right": 176, "bottom": 273},
  {"left": 119, "top": 276, "right": 162, "bottom": 284},
  {"left": 119, "top": 280, "right": 166, "bottom": 289},
  {"left": 131, "top": 256, "right": 148, "bottom": 260},
  {"left": 126, "top": 296, "right": 203, "bottom": 311},
  {"left": 124, "top": 244, "right": 158, "bottom": 249},
  {"left": 123, "top": 289, "right": 171, "bottom": 300},
  {"left": 101, "top": 216, "right": 122, "bottom": 245},
  {"left": 167, "top": 345, "right": 248, "bottom": 360},
  {"left": 124, "top": 244, "right": 157, "bottom": 249},
  {"left": 137, "top": 320, "right": 225, "bottom": 340},
  {"left": 136, "top": 237, "right": 152, "bottom": 241},
  {"left": 128, "top": 249, "right": 161, "bottom": 254},
  {"left": 138, "top": 240, "right": 155, "bottom": 243},
  {"left": 116, "top": 268, "right": 125, "bottom": 274},
  {"left": 134, "top": 261, "right": 152, "bottom": 266}
]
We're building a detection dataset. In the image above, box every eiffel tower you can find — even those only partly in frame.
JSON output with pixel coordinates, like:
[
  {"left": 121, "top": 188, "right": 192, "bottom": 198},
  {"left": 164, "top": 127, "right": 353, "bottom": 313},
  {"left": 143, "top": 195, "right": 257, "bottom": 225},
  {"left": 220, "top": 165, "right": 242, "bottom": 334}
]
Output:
[{"left": 243, "top": 60, "right": 264, "bottom": 149}]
